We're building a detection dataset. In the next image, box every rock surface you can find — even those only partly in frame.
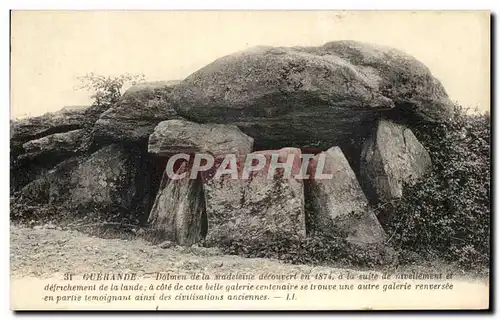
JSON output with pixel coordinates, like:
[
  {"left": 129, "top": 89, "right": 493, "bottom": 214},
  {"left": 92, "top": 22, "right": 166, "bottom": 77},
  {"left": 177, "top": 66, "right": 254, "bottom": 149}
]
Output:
[
  {"left": 10, "top": 105, "right": 108, "bottom": 192},
  {"left": 11, "top": 107, "right": 88, "bottom": 145},
  {"left": 10, "top": 105, "right": 105, "bottom": 146},
  {"left": 93, "top": 81, "right": 181, "bottom": 144},
  {"left": 307, "top": 147, "right": 386, "bottom": 245},
  {"left": 147, "top": 162, "right": 206, "bottom": 246},
  {"left": 360, "top": 119, "right": 432, "bottom": 205},
  {"left": 20, "top": 129, "right": 85, "bottom": 161},
  {"left": 19, "top": 144, "right": 140, "bottom": 211},
  {"left": 148, "top": 119, "right": 254, "bottom": 157},
  {"left": 203, "top": 148, "right": 306, "bottom": 245},
  {"left": 171, "top": 40, "right": 452, "bottom": 149}
]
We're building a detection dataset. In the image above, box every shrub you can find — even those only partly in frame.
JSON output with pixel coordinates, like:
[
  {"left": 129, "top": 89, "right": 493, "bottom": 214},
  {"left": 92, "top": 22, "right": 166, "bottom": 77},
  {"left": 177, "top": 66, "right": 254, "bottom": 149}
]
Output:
[
  {"left": 384, "top": 104, "right": 491, "bottom": 269},
  {"left": 77, "top": 73, "right": 145, "bottom": 108}
]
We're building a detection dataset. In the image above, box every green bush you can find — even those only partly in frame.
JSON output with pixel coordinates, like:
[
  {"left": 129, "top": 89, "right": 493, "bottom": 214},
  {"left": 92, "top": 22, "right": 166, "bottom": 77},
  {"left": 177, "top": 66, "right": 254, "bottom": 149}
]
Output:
[{"left": 384, "top": 104, "right": 491, "bottom": 269}]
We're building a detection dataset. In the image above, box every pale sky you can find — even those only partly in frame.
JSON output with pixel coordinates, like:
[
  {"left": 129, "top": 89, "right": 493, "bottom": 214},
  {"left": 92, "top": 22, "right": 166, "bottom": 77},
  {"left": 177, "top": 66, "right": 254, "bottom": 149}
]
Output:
[{"left": 10, "top": 11, "right": 490, "bottom": 118}]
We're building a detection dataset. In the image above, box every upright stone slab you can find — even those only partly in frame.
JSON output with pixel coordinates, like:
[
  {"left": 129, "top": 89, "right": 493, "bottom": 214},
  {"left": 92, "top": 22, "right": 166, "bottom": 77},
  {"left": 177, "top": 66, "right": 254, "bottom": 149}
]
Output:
[
  {"left": 146, "top": 119, "right": 254, "bottom": 245},
  {"left": 359, "top": 119, "right": 432, "bottom": 225},
  {"left": 307, "top": 146, "right": 386, "bottom": 245},
  {"left": 203, "top": 148, "right": 306, "bottom": 245},
  {"left": 360, "top": 119, "right": 432, "bottom": 202},
  {"left": 147, "top": 162, "right": 206, "bottom": 246}
]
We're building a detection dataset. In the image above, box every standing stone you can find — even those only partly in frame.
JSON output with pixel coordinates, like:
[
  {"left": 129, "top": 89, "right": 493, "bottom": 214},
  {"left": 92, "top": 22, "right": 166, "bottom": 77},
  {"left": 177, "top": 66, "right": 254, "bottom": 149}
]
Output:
[
  {"left": 360, "top": 119, "right": 432, "bottom": 225},
  {"left": 147, "top": 161, "right": 206, "bottom": 246},
  {"left": 307, "top": 147, "right": 386, "bottom": 245},
  {"left": 146, "top": 119, "right": 253, "bottom": 245},
  {"left": 360, "top": 119, "right": 432, "bottom": 202},
  {"left": 203, "top": 148, "right": 306, "bottom": 245}
]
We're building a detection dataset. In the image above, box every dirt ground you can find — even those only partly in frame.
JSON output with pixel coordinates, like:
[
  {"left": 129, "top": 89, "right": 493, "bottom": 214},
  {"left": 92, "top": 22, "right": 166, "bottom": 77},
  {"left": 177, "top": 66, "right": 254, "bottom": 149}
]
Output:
[
  {"left": 10, "top": 223, "right": 489, "bottom": 280},
  {"left": 10, "top": 223, "right": 348, "bottom": 279}
]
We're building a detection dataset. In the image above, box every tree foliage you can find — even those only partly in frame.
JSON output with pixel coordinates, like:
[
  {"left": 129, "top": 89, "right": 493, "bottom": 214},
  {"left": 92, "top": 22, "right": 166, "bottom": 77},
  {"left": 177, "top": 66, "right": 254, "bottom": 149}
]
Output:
[
  {"left": 77, "top": 72, "right": 145, "bottom": 108},
  {"left": 384, "top": 104, "right": 491, "bottom": 269}
]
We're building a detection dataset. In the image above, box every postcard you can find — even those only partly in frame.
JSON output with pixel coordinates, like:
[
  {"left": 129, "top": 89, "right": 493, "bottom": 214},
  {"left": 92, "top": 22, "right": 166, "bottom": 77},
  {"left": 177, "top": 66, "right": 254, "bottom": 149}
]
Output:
[{"left": 10, "top": 10, "right": 491, "bottom": 311}]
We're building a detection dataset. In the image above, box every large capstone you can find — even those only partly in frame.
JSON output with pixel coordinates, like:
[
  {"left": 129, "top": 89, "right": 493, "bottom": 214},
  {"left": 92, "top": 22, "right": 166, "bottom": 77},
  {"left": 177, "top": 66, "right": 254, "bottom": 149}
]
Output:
[{"left": 170, "top": 40, "right": 452, "bottom": 150}]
